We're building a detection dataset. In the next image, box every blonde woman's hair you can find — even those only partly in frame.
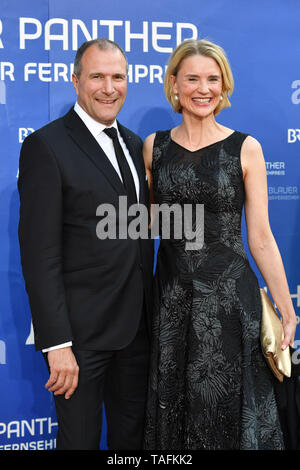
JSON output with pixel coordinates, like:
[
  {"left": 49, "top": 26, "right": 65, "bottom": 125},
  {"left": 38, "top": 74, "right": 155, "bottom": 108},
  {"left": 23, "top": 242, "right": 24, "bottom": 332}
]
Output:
[{"left": 164, "top": 39, "right": 234, "bottom": 116}]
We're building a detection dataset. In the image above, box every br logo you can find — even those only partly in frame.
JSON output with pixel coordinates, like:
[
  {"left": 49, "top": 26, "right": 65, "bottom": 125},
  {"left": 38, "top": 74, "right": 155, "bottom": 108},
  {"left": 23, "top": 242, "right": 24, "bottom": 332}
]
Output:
[
  {"left": 19, "top": 128, "right": 34, "bottom": 143},
  {"left": 288, "top": 129, "right": 300, "bottom": 143}
]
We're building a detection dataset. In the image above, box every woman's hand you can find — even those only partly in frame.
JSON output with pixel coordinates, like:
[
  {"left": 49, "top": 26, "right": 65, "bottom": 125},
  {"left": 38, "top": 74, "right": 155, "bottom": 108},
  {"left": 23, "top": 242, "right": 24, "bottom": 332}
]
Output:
[{"left": 281, "top": 312, "right": 297, "bottom": 350}]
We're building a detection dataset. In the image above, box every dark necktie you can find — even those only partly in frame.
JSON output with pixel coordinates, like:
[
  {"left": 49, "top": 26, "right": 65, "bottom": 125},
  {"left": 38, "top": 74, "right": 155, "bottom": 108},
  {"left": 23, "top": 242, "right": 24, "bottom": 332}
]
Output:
[{"left": 103, "top": 127, "right": 137, "bottom": 206}]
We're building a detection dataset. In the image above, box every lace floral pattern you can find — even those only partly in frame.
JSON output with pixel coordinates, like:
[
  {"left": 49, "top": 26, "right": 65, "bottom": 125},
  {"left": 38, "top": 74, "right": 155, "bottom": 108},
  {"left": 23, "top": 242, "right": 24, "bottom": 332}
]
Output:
[{"left": 144, "top": 130, "right": 284, "bottom": 450}]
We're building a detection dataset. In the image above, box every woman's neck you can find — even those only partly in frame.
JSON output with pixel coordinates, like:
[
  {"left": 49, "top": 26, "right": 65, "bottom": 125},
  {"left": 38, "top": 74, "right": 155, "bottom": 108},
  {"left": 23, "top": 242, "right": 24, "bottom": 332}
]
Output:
[{"left": 172, "top": 112, "right": 228, "bottom": 151}]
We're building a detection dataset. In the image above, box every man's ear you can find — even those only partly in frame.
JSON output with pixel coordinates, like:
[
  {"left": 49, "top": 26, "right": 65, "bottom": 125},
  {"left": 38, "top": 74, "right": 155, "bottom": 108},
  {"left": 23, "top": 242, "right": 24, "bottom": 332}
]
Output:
[{"left": 72, "top": 73, "right": 79, "bottom": 95}]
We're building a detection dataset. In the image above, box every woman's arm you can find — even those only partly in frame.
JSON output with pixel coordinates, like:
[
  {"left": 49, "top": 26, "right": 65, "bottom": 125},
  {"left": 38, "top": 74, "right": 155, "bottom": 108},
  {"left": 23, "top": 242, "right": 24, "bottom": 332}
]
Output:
[
  {"left": 143, "top": 133, "right": 156, "bottom": 225},
  {"left": 241, "top": 136, "right": 297, "bottom": 350}
]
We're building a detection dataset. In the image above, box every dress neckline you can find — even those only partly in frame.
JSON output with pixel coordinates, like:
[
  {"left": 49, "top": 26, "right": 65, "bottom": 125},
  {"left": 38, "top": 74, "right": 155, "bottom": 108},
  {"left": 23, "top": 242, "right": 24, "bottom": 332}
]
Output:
[{"left": 169, "top": 130, "right": 236, "bottom": 153}]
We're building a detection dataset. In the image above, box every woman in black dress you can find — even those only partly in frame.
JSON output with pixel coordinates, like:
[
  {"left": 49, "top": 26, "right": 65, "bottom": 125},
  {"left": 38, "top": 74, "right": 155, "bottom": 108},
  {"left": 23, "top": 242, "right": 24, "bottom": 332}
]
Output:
[{"left": 143, "top": 39, "right": 297, "bottom": 450}]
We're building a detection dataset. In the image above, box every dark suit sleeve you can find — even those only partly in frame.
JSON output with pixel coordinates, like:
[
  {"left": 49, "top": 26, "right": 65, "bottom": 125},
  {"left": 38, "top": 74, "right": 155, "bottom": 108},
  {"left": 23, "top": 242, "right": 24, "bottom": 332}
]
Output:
[{"left": 18, "top": 131, "right": 73, "bottom": 350}]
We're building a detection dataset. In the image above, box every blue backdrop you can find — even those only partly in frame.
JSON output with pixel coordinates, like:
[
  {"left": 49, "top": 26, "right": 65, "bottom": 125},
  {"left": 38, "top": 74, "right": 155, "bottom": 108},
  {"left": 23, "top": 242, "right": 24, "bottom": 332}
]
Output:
[{"left": 0, "top": 0, "right": 300, "bottom": 450}]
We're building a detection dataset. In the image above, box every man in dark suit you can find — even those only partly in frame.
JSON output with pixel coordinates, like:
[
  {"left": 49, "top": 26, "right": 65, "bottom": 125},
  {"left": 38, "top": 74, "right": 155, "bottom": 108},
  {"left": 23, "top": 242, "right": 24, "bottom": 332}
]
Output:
[{"left": 18, "top": 38, "right": 153, "bottom": 450}]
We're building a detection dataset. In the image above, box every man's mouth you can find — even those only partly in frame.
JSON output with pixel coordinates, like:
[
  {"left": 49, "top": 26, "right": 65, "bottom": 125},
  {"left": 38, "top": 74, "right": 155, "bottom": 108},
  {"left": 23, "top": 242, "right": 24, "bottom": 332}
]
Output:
[{"left": 96, "top": 98, "right": 117, "bottom": 105}]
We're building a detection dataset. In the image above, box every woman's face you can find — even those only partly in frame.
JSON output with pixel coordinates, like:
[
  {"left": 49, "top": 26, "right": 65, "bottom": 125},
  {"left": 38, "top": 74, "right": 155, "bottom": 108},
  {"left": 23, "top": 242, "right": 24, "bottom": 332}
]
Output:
[{"left": 171, "top": 54, "right": 223, "bottom": 118}]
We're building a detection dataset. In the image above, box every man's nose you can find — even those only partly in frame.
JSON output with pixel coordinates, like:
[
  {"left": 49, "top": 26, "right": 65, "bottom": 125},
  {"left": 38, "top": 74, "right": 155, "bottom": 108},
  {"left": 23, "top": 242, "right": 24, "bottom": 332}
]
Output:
[{"left": 102, "top": 77, "right": 114, "bottom": 94}]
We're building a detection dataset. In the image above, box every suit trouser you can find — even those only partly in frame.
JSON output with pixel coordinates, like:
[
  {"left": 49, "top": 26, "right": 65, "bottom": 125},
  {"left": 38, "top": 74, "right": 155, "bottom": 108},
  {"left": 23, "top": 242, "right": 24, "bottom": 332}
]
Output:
[{"left": 45, "top": 307, "right": 150, "bottom": 450}]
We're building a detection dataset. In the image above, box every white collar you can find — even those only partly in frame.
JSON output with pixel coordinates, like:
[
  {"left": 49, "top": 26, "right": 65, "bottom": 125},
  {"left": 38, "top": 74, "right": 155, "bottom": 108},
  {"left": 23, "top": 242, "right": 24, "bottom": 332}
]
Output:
[{"left": 74, "top": 102, "right": 118, "bottom": 138}]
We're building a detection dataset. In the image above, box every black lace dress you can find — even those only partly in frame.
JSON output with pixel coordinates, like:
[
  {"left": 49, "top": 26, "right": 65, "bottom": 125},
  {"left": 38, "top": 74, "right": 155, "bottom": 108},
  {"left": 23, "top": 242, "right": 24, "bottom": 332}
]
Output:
[{"left": 144, "top": 130, "right": 284, "bottom": 450}]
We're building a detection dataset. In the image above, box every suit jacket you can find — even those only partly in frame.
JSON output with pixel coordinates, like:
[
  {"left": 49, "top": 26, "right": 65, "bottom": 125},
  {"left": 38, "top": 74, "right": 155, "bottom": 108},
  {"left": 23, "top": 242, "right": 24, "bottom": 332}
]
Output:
[{"left": 18, "top": 107, "right": 153, "bottom": 351}]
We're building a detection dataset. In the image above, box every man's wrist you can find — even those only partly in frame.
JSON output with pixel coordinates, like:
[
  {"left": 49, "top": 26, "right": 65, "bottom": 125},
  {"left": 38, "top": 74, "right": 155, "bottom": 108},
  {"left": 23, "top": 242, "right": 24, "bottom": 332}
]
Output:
[{"left": 42, "top": 341, "right": 72, "bottom": 353}]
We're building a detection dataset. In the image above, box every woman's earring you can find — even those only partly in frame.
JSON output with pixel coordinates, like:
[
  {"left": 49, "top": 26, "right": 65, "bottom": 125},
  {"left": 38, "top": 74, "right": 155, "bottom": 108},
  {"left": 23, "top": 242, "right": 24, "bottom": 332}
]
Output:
[{"left": 174, "top": 94, "right": 179, "bottom": 100}]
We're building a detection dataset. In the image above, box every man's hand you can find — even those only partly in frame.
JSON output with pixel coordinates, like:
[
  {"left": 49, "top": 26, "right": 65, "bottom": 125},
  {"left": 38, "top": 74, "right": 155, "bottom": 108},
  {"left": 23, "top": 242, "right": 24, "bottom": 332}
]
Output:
[{"left": 45, "top": 347, "right": 79, "bottom": 399}]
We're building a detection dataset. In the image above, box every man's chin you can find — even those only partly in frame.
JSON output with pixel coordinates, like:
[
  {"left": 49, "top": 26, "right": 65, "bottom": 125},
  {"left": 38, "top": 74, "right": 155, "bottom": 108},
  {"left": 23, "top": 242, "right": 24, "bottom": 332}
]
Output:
[
  {"left": 93, "top": 107, "right": 124, "bottom": 125},
  {"left": 92, "top": 113, "right": 118, "bottom": 126}
]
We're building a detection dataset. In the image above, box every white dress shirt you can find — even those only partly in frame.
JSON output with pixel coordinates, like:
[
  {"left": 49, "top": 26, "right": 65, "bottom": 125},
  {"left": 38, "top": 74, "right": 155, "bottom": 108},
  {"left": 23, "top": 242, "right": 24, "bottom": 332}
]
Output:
[
  {"left": 42, "top": 102, "right": 140, "bottom": 353},
  {"left": 74, "top": 102, "right": 140, "bottom": 199}
]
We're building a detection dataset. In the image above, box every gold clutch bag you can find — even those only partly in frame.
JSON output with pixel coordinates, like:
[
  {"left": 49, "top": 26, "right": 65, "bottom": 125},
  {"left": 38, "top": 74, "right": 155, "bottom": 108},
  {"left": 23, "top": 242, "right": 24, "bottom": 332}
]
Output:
[{"left": 260, "top": 288, "right": 291, "bottom": 382}]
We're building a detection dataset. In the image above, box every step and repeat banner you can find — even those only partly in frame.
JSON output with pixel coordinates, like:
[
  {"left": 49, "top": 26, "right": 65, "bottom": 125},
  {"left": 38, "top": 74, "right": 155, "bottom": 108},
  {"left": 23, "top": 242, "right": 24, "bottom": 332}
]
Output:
[{"left": 0, "top": 0, "right": 300, "bottom": 450}]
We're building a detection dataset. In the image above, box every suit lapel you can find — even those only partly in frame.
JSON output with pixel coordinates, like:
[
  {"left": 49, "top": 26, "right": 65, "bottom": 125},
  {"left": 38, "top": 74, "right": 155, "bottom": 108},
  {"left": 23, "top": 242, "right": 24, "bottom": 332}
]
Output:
[
  {"left": 64, "top": 108, "right": 146, "bottom": 203},
  {"left": 64, "top": 108, "right": 126, "bottom": 196}
]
